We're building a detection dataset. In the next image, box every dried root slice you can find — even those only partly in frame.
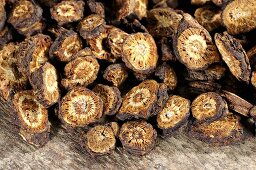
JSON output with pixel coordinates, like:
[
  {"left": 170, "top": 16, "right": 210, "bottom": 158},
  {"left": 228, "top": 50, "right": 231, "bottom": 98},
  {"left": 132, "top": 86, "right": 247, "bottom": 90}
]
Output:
[
  {"left": 185, "top": 64, "right": 226, "bottom": 81},
  {"left": 8, "top": 0, "right": 42, "bottom": 29},
  {"left": 108, "top": 122, "right": 120, "bottom": 137},
  {"left": 103, "top": 63, "right": 129, "bottom": 87},
  {"left": 51, "top": 0, "right": 85, "bottom": 25},
  {"left": 107, "top": 27, "right": 128, "bottom": 58},
  {"left": 0, "top": 26, "right": 13, "bottom": 48},
  {"left": 30, "top": 62, "right": 60, "bottom": 108},
  {"left": 188, "top": 114, "right": 247, "bottom": 146},
  {"left": 211, "top": 0, "right": 223, "bottom": 6},
  {"left": 247, "top": 45, "right": 256, "bottom": 63},
  {"left": 13, "top": 90, "right": 49, "bottom": 134},
  {"left": 222, "top": 0, "right": 256, "bottom": 35},
  {"left": 119, "top": 120, "right": 157, "bottom": 156},
  {"left": 78, "top": 14, "right": 106, "bottom": 40},
  {"left": 251, "top": 71, "right": 256, "bottom": 89},
  {"left": 93, "top": 84, "right": 122, "bottom": 116},
  {"left": 17, "top": 20, "right": 45, "bottom": 37},
  {"left": 155, "top": 63, "right": 177, "bottom": 91},
  {"left": 214, "top": 32, "right": 251, "bottom": 83},
  {"left": 249, "top": 106, "right": 256, "bottom": 121},
  {"left": 49, "top": 30, "right": 82, "bottom": 62},
  {"left": 157, "top": 95, "right": 190, "bottom": 136},
  {"left": 191, "top": 92, "right": 227, "bottom": 123},
  {"left": 122, "top": 33, "right": 158, "bottom": 74},
  {"left": 133, "top": 71, "right": 152, "bottom": 81},
  {"left": 173, "top": 14, "right": 220, "bottom": 70},
  {"left": 191, "top": 0, "right": 210, "bottom": 5},
  {"left": 221, "top": 90, "right": 253, "bottom": 117},
  {"left": 88, "top": 27, "right": 116, "bottom": 62},
  {"left": 80, "top": 124, "right": 116, "bottom": 156},
  {"left": 87, "top": 0, "right": 105, "bottom": 18},
  {"left": 117, "top": 80, "right": 161, "bottom": 120},
  {"left": 187, "top": 81, "right": 221, "bottom": 96},
  {"left": 0, "top": 1, "right": 6, "bottom": 32},
  {"left": 147, "top": 8, "right": 182, "bottom": 37},
  {"left": 59, "top": 87, "right": 103, "bottom": 128},
  {"left": 116, "top": 0, "right": 148, "bottom": 20},
  {"left": 16, "top": 34, "right": 52, "bottom": 77},
  {"left": 159, "top": 38, "right": 176, "bottom": 62},
  {"left": 194, "top": 6, "right": 221, "bottom": 32},
  {"left": 61, "top": 52, "right": 100, "bottom": 89},
  {"left": 0, "top": 43, "right": 27, "bottom": 100}
]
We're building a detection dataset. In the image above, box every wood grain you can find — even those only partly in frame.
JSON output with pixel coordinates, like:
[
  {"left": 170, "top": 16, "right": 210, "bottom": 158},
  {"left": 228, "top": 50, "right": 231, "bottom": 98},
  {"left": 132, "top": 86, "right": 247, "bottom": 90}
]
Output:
[{"left": 0, "top": 98, "right": 256, "bottom": 170}]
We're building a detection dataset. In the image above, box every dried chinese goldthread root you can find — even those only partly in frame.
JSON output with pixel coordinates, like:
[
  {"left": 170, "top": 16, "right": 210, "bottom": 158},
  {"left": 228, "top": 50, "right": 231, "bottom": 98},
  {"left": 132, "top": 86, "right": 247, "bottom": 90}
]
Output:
[
  {"left": 222, "top": 0, "right": 256, "bottom": 35},
  {"left": 191, "top": 92, "right": 228, "bottom": 123},
  {"left": 30, "top": 62, "right": 60, "bottom": 108},
  {"left": 87, "top": 0, "right": 105, "bottom": 18},
  {"left": 117, "top": 80, "right": 163, "bottom": 120},
  {"left": 16, "top": 34, "right": 52, "bottom": 77},
  {"left": 0, "top": 43, "right": 28, "bottom": 100},
  {"left": 78, "top": 14, "right": 106, "bottom": 40},
  {"left": 103, "top": 63, "right": 129, "bottom": 87},
  {"left": 214, "top": 32, "right": 251, "bottom": 83},
  {"left": 188, "top": 114, "right": 247, "bottom": 146},
  {"left": 116, "top": 0, "right": 148, "bottom": 20},
  {"left": 49, "top": 30, "right": 82, "bottom": 62},
  {"left": 93, "top": 84, "right": 122, "bottom": 116},
  {"left": 119, "top": 120, "right": 157, "bottom": 156},
  {"left": 0, "top": 1, "right": 6, "bottom": 32},
  {"left": 122, "top": 32, "right": 158, "bottom": 74},
  {"left": 51, "top": 0, "right": 85, "bottom": 25},
  {"left": 80, "top": 124, "right": 116, "bottom": 156},
  {"left": 147, "top": 8, "right": 182, "bottom": 37},
  {"left": 173, "top": 13, "right": 220, "bottom": 70},
  {"left": 61, "top": 50, "right": 100, "bottom": 89},
  {"left": 13, "top": 90, "right": 50, "bottom": 146},
  {"left": 159, "top": 38, "right": 176, "bottom": 62},
  {"left": 185, "top": 64, "right": 226, "bottom": 81},
  {"left": 155, "top": 63, "right": 177, "bottom": 91},
  {"left": 59, "top": 87, "right": 103, "bottom": 128},
  {"left": 194, "top": 6, "right": 221, "bottom": 32},
  {"left": 157, "top": 95, "right": 190, "bottom": 136},
  {"left": 221, "top": 90, "right": 253, "bottom": 117},
  {"left": 107, "top": 27, "right": 128, "bottom": 58}
]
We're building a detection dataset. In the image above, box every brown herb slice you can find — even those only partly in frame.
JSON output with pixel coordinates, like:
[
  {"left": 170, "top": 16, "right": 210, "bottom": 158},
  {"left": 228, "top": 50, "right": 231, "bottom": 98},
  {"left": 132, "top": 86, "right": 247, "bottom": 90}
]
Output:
[
  {"left": 119, "top": 120, "right": 157, "bottom": 156},
  {"left": 122, "top": 32, "right": 158, "bottom": 74},
  {"left": 0, "top": 1, "right": 6, "bottom": 31},
  {"left": 214, "top": 32, "right": 251, "bottom": 83},
  {"left": 159, "top": 38, "right": 176, "bottom": 62},
  {"left": 58, "top": 87, "right": 103, "bottom": 128},
  {"left": 93, "top": 84, "right": 122, "bottom": 116},
  {"left": 87, "top": 0, "right": 105, "bottom": 18},
  {"left": 0, "top": 26, "right": 13, "bottom": 48},
  {"left": 51, "top": 0, "right": 85, "bottom": 25}
]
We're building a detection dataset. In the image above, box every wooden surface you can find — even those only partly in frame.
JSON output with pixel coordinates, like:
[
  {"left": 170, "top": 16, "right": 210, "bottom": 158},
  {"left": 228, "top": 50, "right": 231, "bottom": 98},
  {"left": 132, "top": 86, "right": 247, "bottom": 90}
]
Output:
[{"left": 0, "top": 102, "right": 256, "bottom": 170}]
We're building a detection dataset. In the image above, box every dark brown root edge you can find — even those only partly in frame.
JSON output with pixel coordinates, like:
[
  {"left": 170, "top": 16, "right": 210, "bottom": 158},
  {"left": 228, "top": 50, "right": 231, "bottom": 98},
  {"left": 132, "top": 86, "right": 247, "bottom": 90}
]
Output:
[{"left": 0, "top": 96, "right": 50, "bottom": 147}]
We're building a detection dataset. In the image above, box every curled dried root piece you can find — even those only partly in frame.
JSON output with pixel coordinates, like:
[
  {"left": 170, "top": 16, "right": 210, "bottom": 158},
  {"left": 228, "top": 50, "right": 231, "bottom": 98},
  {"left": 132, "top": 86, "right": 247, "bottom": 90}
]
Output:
[
  {"left": 119, "top": 120, "right": 157, "bottom": 156},
  {"left": 221, "top": 90, "right": 253, "bottom": 117},
  {"left": 51, "top": 0, "right": 85, "bottom": 25},
  {"left": 188, "top": 114, "right": 247, "bottom": 146},
  {"left": 155, "top": 63, "right": 177, "bottom": 91},
  {"left": 80, "top": 124, "right": 116, "bottom": 156},
  {"left": 159, "top": 38, "right": 176, "bottom": 62},
  {"left": 214, "top": 32, "right": 251, "bottom": 83},
  {"left": 173, "top": 13, "right": 220, "bottom": 70},
  {"left": 59, "top": 87, "right": 103, "bottom": 128},
  {"left": 194, "top": 6, "right": 221, "bottom": 32},
  {"left": 222, "top": 0, "right": 256, "bottom": 35},
  {"left": 0, "top": 43, "right": 28, "bottom": 100},
  {"left": 185, "top": 64, "right": 226, "bottom": 81},
  {"left": 78, "top": 14, "right": 106, "bottom": 40},
  {"left": 122, "top": 33, "right": 158, "bottom": 74},
  {"left": 16, "top": 34, "right": 52, "bottom": 77},
  {"left": 0, "top": 26, "right": 13, "bottom": 48},
  {"left": 61, "top": 49, "right": 100, "bottom": 89},
  {"left": 157, "top": 95, "right": 190, "bottom": 136},
  {"left": 117, "top": 80, "right": 166, "bottom": 120},
  {"left": 191, "top": 92, "right": 228, "bottom": 123},
  {"left": 93, "top": 84, "right": 122, "bottom": 116},
  {"left": 0, "top": 1, "right": 6, "bottom": 31},
  {"left": 30, "top": 62, "right": 60, "bottom": 108},
  {"left": 107, "top": 27, "right": 128, "bottom": 58},
  {"left": 147, "top": 8, "right": 182, "bottom": 37},
  {"left": 103, "top": 63, "right": 129, "bottom": 87},
  {"left": 116, "top": 0, "right": 148, "bottom": 20},
  {"left": 13, "top": 90, "right": 50, "bottom": 146},
  {"left": 49, "top": 30, "right": 82, "bottom": 62}
]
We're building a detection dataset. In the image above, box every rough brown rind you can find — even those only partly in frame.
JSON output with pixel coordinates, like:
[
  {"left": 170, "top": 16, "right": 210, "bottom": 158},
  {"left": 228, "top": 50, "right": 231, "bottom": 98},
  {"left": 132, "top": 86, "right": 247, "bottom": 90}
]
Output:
[
  {"left": 119, "top": 120, "right": 157, "bottom": 156},
  {"left": 214, "top": 32, "right": 251, "bottom": 83},
  {"left": 159, "top": 38, "right": 176, "bottom": 62},
  {"left": 0, "top": 26, "right": 13, "bottom": 48},
  {"left": 0, "top": 1, "right": 6, "bottom": 32}
]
